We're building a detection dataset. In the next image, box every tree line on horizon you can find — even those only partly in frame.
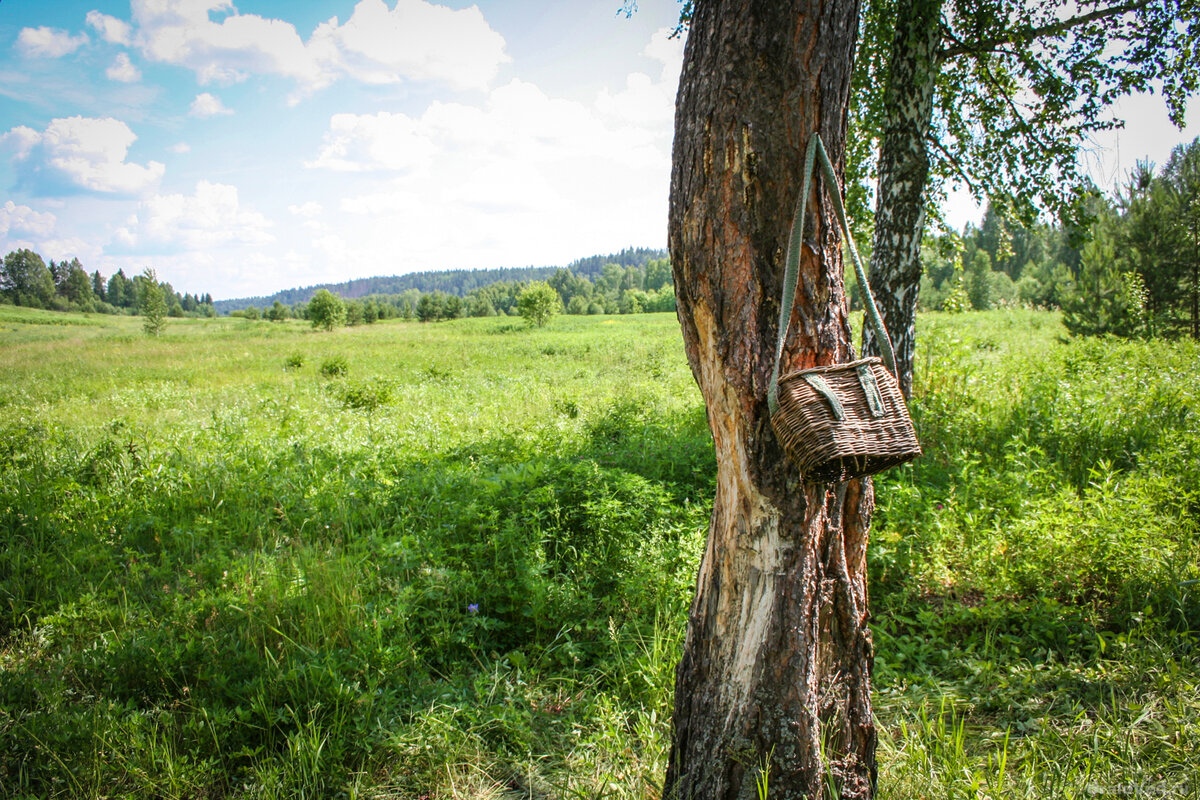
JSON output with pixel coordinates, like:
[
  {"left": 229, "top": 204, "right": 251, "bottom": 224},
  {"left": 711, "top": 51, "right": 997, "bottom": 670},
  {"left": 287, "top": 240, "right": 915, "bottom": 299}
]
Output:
[
  {"left": 0, "top": 249, "right": 215, "bottom": 318},
  {"left": 232, "top": 257, "right": 677, "bottom": 326},
  {"left": 215, "top": 247, "right": 668, "bottom": 314}
]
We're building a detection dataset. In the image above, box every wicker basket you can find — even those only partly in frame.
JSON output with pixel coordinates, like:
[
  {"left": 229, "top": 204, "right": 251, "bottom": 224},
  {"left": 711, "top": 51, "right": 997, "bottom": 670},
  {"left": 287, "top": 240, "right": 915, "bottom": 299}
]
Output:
[
  {"left": 772, "top": 357, "right": 920, "bottom": 482},
  {"left": 767, "top": 133, "right": 921, "bottom": 482}
]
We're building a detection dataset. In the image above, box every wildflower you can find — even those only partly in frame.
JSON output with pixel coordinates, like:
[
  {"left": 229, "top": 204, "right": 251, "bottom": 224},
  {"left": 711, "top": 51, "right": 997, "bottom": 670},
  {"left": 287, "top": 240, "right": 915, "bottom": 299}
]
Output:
[{"left": 467, "top": 603, "right": 479, "bottom": 614}]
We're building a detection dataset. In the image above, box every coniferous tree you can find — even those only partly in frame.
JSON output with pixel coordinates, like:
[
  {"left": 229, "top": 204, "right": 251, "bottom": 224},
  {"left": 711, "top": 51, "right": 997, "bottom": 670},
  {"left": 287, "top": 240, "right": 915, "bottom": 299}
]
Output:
[
  {"left": 1158, "top": 137, "right": 1200, "bottom": 339},
  {"left": 140, "top": 269, "right": 168, "bottom": 336},
  {"left": 666, "top": 1, "right": 874, "bottom": 793},
  {"left": 1062, "top": 201, "right": 1148, "bottom": 337},
  {"left": 92, "top": 271, "right": 107, "bottom": 303}
]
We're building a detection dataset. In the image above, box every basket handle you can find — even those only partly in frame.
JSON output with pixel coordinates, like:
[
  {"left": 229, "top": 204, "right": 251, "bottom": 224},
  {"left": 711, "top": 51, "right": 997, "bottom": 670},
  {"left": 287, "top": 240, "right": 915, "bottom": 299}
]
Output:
[{"left": 767, "top": 132, "right": 898, "bottom": 417}]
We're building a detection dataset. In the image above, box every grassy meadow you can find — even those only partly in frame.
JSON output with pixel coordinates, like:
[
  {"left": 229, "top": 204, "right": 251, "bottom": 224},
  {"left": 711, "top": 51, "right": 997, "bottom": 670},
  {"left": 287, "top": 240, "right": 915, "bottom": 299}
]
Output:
[{"left": 0, "top": 305, "right": 1198, "bottom": 798}]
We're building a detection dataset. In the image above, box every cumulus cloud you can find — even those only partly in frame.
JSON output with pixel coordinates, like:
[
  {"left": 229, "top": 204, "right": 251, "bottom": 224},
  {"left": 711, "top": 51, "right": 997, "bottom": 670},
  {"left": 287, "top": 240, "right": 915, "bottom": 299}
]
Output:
[
  {"left": 0, "top": 201, "right": 57, "bottom": 239},
  {"left": 106, "top": 52, "right": 142, "bottom": 83},
  {"left": 307, "top": 111, "right": 437, "bottom": 172},
  {"left": 37, "top": 237, "right": 101, "bottom": 264},
  {"left": 86, "top": 11, "right": 133, "bottom": 46},
  {"left": 596, "top": 28, "right": 684, "bottom": 126},
  {"left": 0, "top": 126, "right": 42, "bottom": 161},
  {"left": 189, "top": 92, "right": 233, "bottom": 118},
  {"left": 288, "top": 201, "right": 324, "bottom": 218},
  {"left": 90, "top": 0, "right": 506, "bottom": 99},
  {"left": 1, "top": 117, "right": 165, "bottom": 196},
  {"left": 311, "top": 76, "right": 666, "bottom": 181},
  {"left": 303, "top": 35, "right": 681, "bottom": 273},
  {"left": 17, "top": 27, "right": 89, "bottom": 58},
  {"left": 314, "top": 0, "right": 509, "bottom": 92},
  {"left": 129, "top": 0, "right": 324, "bottom": 86},
  {"left": 115, "top": 180, "right": 274, "bottom": 251}
]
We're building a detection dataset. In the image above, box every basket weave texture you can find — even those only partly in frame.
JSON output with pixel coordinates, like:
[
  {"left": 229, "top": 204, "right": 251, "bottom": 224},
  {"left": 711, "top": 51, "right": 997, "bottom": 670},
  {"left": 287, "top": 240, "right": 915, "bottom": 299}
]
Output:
[{"left": 771, "top": 357, "right": 921, "bottom": 483}]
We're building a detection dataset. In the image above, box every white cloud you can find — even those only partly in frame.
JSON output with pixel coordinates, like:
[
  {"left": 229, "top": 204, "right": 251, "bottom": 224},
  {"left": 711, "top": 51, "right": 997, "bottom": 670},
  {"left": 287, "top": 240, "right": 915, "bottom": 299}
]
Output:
[
  {"left": 312, "top": 76, "right": 667, "bottom": 180},
  {"left": 86, "top": 11, "right": 133, "bottom": 46},
  {"left": 93, "top": 0, "right": 505, "bottom": 100},
  {"left": 17, "top": 27, "right": 90, "bottom": 58},
  {"left": 643, "top": 27, "right": 686, "bottom": 81},
  {"left": 106, "top": 52, "right": 143, "bottom": 83},
  {"left": 38, "top": 237, "right": 101, "bottom": 264},
  {"left": 307, "top": 111, "right": 436, "bottom": 172},
  {"left": 0, "top": 201, "right": 57, "bottom": 239},
  {"left": 128, "top": 0, "right": 325, "bottom": 87},
  {"left": 304, "top": 47, "right": 679, "bottom": 273},
  {"left": 288, "top": 201, "right": 324, "bottom": 218},
  {"left": 596, "top": 29, "right": 684, "bottom": 126},
  {"left": 115, "top": 180, "right": 274, "bottom": 251},
  {"left": 189, "top": 92, "right": 233, "bottom": 117},
  {"left": 0, "top": 126, "right": 42, "bottom": 161},
  {"left": 317, "top": 0, "right": 509, "bottom": 92},
  {"left": 168, "top": 142, "right": 192, "bottom": 154},
  {"left": 1, "top": 117, "right": 165, "bottom": 196}
]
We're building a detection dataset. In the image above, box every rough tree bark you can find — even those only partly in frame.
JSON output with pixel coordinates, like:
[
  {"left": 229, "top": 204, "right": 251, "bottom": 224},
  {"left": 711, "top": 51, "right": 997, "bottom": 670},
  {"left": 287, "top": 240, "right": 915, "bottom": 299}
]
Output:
[
  {"left": 665, "top": 1, "right": 875, "bottom": 798},
  {"left": 860, "top": 0, "right": 943, "bottom": 398}
]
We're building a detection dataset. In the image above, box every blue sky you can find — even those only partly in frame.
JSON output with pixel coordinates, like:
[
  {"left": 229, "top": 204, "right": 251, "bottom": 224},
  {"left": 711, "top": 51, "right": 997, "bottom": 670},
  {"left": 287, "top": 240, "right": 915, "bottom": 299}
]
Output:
[{"left": 1, "top": 1, "right": 1196, "bottom": 300}]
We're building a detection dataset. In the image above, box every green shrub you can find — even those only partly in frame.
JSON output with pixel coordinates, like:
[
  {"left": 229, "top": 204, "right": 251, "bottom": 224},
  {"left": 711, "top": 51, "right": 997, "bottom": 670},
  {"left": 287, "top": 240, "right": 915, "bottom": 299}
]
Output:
[
  {"left": 319, "top": 355, "right": 349, "bottom": 377},
  {"left": 338, "top": 378, "right": 392, "bottom": 411}
]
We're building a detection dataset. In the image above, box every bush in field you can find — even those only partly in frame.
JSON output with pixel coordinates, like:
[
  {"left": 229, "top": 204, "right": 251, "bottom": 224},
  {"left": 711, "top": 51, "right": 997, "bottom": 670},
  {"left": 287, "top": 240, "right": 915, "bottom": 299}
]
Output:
[
  {"left": 517, "top": 281, "right": 560, "bottom": 327},
  {"left": 284, "top": 353, "right": 305, "bottom": 370},
  {"left": 339, "top": 378, "right": 393, "bottom": 411},
  {"left": 320, "top": 355, "right": 349, "bottom": 377},
  {"left": 308, "top": 289, "right": 346, "bottom": 331}
]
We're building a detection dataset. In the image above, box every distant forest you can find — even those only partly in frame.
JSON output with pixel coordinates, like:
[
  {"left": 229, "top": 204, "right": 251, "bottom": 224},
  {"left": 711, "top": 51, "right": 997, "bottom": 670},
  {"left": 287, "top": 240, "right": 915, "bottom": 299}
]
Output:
[
  {"left": 214, "top": 247, "right": 668, "bottom": 314},
  {"left": 0, "top": 250, "right": 214, "bottom": 318}
]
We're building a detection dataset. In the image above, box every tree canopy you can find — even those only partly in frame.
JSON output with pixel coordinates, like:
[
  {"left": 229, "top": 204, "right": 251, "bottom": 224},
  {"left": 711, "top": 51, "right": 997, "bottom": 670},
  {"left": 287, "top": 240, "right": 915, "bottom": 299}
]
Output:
[
  {"left": 307, "top": 289, "right": 347, "bottom": 332},
  {"left": 516, "top": 282, "right": 560, "bottom": 327},
  {"left": 851, "top": 0, "right": 1200, "bottom": 226},
  {"left": 848, "top": 0, "right": 1200, "bottom": 394}
]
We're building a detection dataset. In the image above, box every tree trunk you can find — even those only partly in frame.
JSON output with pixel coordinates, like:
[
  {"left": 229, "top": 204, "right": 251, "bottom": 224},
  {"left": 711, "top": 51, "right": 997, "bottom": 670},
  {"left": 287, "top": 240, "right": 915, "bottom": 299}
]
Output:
[
  {"left": 666, "top": 2, "right": 875, "bottom": 798},
  {"left": 1192, "top": 252, "right": 1198, "bottom": 340},
  {"left": 860, "top": 0, "right": 944, "bottom": 398}
]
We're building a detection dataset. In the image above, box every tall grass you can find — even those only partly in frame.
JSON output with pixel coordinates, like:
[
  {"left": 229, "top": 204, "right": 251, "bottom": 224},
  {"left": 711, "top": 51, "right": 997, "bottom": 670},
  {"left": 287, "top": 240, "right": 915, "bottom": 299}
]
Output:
[{"left": 1, "top": 307, "right": 1197, "bottom": 798}]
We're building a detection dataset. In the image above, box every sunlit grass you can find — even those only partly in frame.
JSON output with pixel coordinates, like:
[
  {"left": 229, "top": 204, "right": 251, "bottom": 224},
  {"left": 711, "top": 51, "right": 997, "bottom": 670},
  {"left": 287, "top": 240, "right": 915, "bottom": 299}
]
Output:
[{"left": 1, "top": 307, "right": 1197, "bottom": 798}]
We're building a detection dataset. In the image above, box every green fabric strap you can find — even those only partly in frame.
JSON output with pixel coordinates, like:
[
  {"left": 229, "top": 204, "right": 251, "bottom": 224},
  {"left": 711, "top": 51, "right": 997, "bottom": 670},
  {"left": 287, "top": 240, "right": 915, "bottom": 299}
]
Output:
[
  {"left": 767, "top": 132, "right": 898, "bottom": 417},
  {"left": 802, "top": 373, "right": 845, "bottom": 421}
]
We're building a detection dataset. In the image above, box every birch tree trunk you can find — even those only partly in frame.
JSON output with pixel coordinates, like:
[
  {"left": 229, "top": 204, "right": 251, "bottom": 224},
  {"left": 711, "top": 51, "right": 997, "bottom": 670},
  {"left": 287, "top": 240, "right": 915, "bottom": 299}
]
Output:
[
  {"left": 860, "top": 0, "right": 943, "bottom": 398},
  {"left": 665, "top": 1, "right": 875, "bottom": 797}
]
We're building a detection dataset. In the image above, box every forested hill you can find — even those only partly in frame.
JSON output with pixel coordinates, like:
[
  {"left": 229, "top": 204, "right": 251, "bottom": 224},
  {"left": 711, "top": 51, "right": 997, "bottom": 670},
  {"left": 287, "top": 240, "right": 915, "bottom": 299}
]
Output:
[{"left": 214, "top": 247, "right": 667, "bottom": 313}]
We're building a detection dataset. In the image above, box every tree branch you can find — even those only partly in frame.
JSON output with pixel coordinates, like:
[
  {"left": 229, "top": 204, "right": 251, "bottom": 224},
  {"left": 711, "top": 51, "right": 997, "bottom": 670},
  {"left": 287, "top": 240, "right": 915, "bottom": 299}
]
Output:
[
  {"left": 941, "top": 0, "right": 1152, "bottom": 59},
  {"left": 926, "top": 133, "right": 981, "bottom": 198}
]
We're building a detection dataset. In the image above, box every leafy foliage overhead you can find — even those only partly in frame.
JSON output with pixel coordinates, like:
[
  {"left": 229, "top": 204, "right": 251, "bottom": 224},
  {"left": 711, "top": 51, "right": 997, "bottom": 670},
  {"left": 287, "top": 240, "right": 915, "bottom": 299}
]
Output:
[{"left": 849, "top": 0, "right": 1200, "bottom": 226}]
